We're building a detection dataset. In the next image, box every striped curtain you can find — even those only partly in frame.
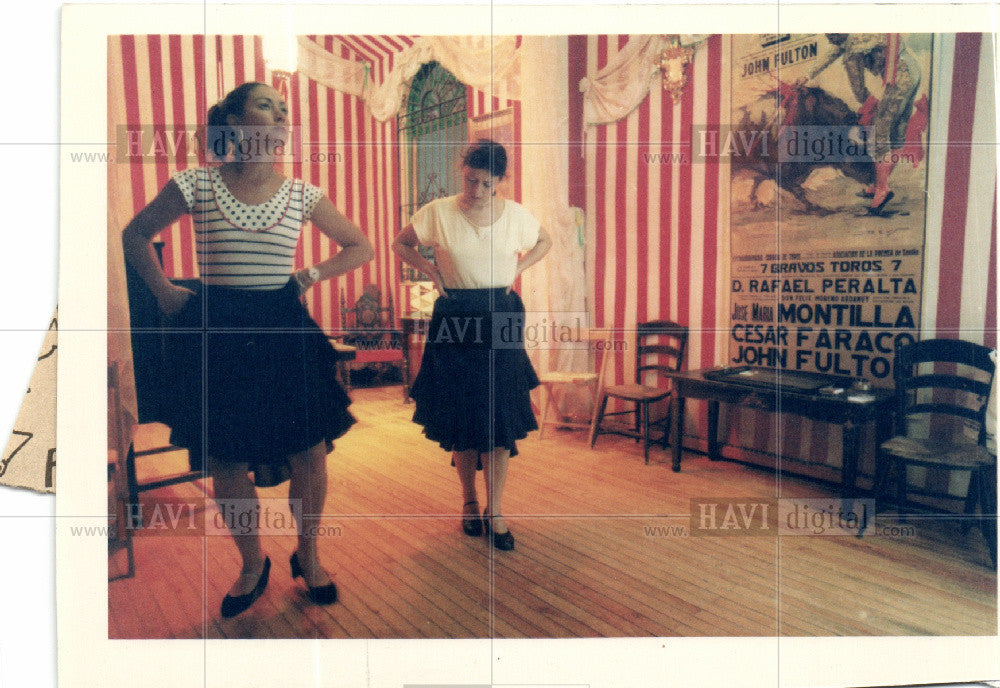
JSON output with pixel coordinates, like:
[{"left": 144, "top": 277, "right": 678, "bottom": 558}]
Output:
[
  {"left": 110, "top": 34, "right": 525, "bottom": 333},
  {"left": 923, "top": 33, "right": 997, "bottom": 346},
  {"left": 111, "top": 33, "right": 994, "bottom": 494},
  {"left": 581, "top": 33, "right": 996, "bottom": 490},
  {"left": 109, "top": 35, "right": 401, "bottom": 335},
  {"left": 583, "top": 34, "right": 728, "bottom": 433}
]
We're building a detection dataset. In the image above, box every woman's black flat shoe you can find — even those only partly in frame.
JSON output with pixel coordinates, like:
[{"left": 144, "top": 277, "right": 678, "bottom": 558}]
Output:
[
  {"left": 290, "top": 552, "right": 338, "bottom": 605},
  {"left": 461, "top": 500, "right": 483, "bottom": 537},
  {"left": 483, "top": 512, "right": 515, "bottom": 551},
  {"left": 220, "top": 556, "right": 271, "bottom": 618}
]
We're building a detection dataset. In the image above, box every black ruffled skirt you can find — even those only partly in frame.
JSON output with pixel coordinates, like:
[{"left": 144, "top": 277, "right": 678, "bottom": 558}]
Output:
[
  {"left": 410, "top": 288, "right": 539, "bottom": 459},
  {"left": 160, "top": 279, "right": 355, "bottom": 487}
]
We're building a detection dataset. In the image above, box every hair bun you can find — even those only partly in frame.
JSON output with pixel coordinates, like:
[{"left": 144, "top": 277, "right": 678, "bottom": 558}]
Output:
[{"left": 462, "top": 139, "right": 508, "bottom": 179}]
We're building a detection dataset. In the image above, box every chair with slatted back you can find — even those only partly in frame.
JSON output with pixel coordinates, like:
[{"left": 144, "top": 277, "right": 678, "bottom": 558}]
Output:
[
  {"left": 873, "top": 338, "right": 996, "bottom": 566},
  {"left": 589, "top": 320, "right": 689, "bottom": 464},
  {"left": 537, "top": 328, "right": 612, "bottom": 439}
]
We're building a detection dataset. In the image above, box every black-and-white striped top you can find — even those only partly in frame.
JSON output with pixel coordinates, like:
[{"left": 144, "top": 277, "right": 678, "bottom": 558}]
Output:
[{"left": 171, "top": 166, "right": 323, "bottom": 290}]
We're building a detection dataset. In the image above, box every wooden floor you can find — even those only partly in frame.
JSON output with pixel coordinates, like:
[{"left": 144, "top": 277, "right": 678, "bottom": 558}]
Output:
[{"left": 108, "top": 386, "right": 997, "bottom": 639}]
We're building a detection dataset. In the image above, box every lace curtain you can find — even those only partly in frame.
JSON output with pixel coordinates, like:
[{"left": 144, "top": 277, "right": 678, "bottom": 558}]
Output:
[
  {"left": 298, "top": 34, "right": 690, "bottom": 128},
  {"left": 296, "top": 35, "right": 521, "bottom": 122}
]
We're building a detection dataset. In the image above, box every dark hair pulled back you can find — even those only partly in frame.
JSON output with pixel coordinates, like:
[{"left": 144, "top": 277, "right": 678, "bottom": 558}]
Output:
[
  {"left": 205, "top": 81, "right": 268, "bottom": 161},
  {"left": 462, "top": 139, "right": 507, "bottom": 179}
]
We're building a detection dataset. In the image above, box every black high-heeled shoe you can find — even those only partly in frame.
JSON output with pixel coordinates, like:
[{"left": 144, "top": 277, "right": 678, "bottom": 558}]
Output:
[
  {"left": 482, "top": 510, "right": 515, "bottom": 551},
  {"left": 290, "top": 551, "right": 338, "bottom": 605},
  {"left": 220, "top": 556, "right": 271, "bottom": 618},
  {"left": 461, "top": 500, "right": 483, "bottom": 537}
]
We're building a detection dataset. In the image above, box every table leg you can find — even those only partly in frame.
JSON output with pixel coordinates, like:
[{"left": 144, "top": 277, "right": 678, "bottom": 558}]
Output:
[
  {"left": 672, "top": 396, "right": 685, "bottom": 472},
  {"left": 841, "top": 420, "right": 869, "bottom": 535},
  {"left": 642, "top": 402, "right": 651, "bottom": 465},
  {"left": 841, "top": 420, "right": 860, "bottom": 499},
  {"left": 707, "top": 400, "right": 721, "bottom": 461},
  {"left": 401, "top": 349, "right": 411, "bottom": 403}
]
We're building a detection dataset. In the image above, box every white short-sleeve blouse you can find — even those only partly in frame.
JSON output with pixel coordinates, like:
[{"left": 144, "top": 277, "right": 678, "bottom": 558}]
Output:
[{"left": 409, "top": 196, "right": 540, "bottom": 289}]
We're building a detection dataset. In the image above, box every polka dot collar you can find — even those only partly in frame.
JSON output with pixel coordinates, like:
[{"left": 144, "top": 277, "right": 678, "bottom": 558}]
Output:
[{"left": 209, "top": 167, "right": 294, "bottom": 232}]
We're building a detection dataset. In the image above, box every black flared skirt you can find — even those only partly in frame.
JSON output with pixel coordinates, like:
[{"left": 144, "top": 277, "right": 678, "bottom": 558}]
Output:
[
  {"left": 159, "top": 279, "right": 355, "bottom": 487},
  {"left": 410, "top": 288, "right": 539, "bottom": 459}
]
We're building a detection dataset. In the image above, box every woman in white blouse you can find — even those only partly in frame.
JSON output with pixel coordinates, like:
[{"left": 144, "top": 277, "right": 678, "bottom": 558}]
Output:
[
  {"left": 393, "top": 140, "right": 552, "bottom": 550},
  {"left": 122, "top": 82, "right": 373, "bottom": 618}
]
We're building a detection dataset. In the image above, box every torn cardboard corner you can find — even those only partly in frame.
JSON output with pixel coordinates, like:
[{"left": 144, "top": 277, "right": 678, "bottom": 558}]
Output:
[{"left": 1, "top": 312, "right": 57, "bottom": 493}]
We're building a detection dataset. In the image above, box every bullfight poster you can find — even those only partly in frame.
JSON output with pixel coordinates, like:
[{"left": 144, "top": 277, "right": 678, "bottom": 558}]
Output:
[{"left": 726, "top": 34, "right": 932, "bottom": 383}]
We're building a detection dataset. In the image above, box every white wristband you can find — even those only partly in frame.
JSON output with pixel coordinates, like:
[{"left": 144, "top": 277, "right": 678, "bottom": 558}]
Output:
[{"left": 296, "top": 266, "right": 320, "bottom": 290}]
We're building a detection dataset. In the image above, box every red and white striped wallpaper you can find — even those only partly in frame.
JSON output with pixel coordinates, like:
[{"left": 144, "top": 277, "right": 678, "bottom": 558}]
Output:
[
  {"left": 923, "top": 33, "right": 997, "bottom": 348},
  {"left": 111, "top": 33, "right": 995, "bottom": 490},
  {"left": 578, "top": 33, "right": 996, "bottom": 488},
  {"left": 110, "top": 34, "right": 519, "bottom": 334},
  {"left": 581, "top": 34, "right": 729, "bottom": 393}
]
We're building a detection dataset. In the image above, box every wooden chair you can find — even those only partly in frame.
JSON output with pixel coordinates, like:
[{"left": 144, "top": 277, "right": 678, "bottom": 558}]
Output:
[
  {"left": 976, "top": 457, "right": 998, "bottom": 568},
  {"left": 537, "top": 328, "right": 612, "bottom": 439},
  {"left": 337, "top": 286, "right": 405, "bottom": 395},
  {"left": 107, "top": 363, "right": 135, "bottom": 581},
  {"left": 109, "top": 361, "right": 203, "bottom": 579},
  {"left": 589, "top": 320, "right": 689, "bottom": 464},
  {"left": 873, "top": 338, "right": 996, "bottom": 566}
]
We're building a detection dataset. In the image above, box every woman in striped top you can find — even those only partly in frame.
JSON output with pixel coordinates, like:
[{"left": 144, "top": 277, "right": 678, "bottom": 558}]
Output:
[{"left": 122, "top": 82, "right": 374, "bottom": 619}]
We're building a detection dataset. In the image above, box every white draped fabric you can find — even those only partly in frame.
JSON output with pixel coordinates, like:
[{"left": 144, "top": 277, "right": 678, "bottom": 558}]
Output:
[
  {"left": 579, "top": 34, "right": 708, "bottom": 126},
  {"left": 296, "top": 36, "right": 367, "bottom": 97},
  {"left": 518, "top": 36, "right": 588, "bottom": 384},
  {"left": 365, "top": 36, "right": 520, "bottom": 121},
  {"left": 296, "top": 35, "right": 521, "bottom": 122},
  {"left": 579, "top": 35, "right": 666, "bottom": 125}
]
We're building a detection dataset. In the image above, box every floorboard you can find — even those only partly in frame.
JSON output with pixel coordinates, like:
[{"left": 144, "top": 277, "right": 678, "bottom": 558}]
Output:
[{"left": 109, "top": 385, "right": 998, "bottom": 638}]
